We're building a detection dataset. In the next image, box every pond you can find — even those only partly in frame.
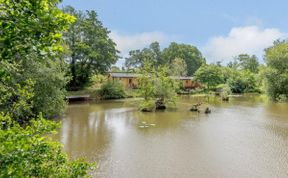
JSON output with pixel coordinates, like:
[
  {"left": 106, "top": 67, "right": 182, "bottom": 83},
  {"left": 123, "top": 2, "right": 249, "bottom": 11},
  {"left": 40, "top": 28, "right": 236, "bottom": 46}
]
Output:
[{"left": 55, "top": 95, "right": 288, "bottom": 178}]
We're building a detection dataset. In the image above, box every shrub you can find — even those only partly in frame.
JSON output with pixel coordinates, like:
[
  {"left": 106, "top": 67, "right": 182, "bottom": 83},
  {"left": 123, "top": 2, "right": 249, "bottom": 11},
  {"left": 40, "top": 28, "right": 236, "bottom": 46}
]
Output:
[
  {"left": 0, "top": 114, "right": 93, "bottom": 177},
  {"left": 137, "top": 62, "right": 178, "bottom": 111},
  {"left": 227, "top": 70, "right": 258, "bottom": 93},
  {"left": 98, "top": 80, "right": 126, "bottom": 99},
  {"left": 264, "top": 41, "right": 288, "bottom": 101},
  {"left": 139, "top": 99, "right": 155, "bottom": 112},
  {"left": 194, "top": 64, "right": 224, "bottom": 90},
  {"left": 220, "top": 84, "right": 232, "bottom": 100}
]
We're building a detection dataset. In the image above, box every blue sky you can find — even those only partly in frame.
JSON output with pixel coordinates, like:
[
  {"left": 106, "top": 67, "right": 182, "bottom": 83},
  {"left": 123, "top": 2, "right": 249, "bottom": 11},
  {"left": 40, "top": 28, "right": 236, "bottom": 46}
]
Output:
[{"left": 61, "top": 0, "right": 288, "bottom": 65}]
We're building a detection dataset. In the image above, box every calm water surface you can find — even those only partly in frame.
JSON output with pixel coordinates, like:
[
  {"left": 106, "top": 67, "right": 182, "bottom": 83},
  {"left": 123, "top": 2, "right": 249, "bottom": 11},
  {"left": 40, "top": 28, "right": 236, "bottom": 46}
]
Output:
[{"left": 55, "top": 95, "right": 288, "bottom": 178}]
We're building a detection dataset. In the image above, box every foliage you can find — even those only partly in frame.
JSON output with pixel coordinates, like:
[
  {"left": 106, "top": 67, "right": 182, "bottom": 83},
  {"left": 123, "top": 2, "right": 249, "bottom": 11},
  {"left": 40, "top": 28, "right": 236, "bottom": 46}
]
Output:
[
  {"left": 125, "top": 42, "right": 205, "bottom": 76},
  {"left": 154, "top": 66, "right": 177, "bottom": 107},
  {"left": 169, "top": 58, "right": 187, "bottom": 76},
  {"left": 227, "top": 54, "right": 259, "bottom": 74},
  {"left": 90, "top": 74, "right": 108, "bottom": 89},
  {"left": 0, "top": 0, "right": 75, "bottom": 61},
  {"left": 110, "top": 66, "right": 122, "bottom": 72},
  {"left": 0, "top": 2, "right": 92, "bottom": 177},
  {"left": 162, "top": 42, "right": 206, "bottom": 76},
  {"left": 137, "top": 61, "right": 177, "bottom": 110},
  {"left": 23, "top": 57, "right": 68, "bottom": 118},
  {"left": 138, "top": 99, "right": 155, "bottom": 112},
  {"left": 232, "top": 54, "right": 259, "bottom": 73},
  {"left": 227, "top": 70, "right": 258, "bottom": 93},
  {"left": 63, "top": 6, "right": 118, "bottom": 90},
  {"left": 125, "top": 42, "right": 164, "bottom": 70},
  {"left": 0, "top": 61, "right": 34, "bottom": 122},
  {"left": 0, "top": 114, "right": 93, "bottom": 178},
  {"left": 98, "top": 80, "right": 126, "bottom": 99},
  {"left": 137, "top": 61, "right": 156, "bottom": 100},
  {"left": 263, "top": 40, "right": 288, "bottom": 101},
  {"left": 217, "top": 65, "right": 259, "bottom": 94},
  {"left": 220, "top": 84, "right": 231, "bottom": 99},
  {"left": 194, "top": 64, "right": 224, "bottom": 89},
  {"left": 0, "top": 0, "right": 73, "bottom": 120}
]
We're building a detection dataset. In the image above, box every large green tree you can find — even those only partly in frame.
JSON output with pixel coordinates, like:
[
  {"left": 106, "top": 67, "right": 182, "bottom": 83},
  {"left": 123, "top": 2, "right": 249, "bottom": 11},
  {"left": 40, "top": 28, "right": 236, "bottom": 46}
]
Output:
[
  {"left": 264, "top": 40, "right": 288, "bottom": 101},
  {"left": 0, "top": 0, "right": 74, "bottom": 119},
  {"left": 125, "top": 42, "right": 164, "bottom": 71},
  {"left": 194, "top": 64, "right": 224, "bottom": 89},
  {"left": 162, "top": 42, "right": 206, "bottom": 76},
  {"left": 169, "top": 58, "right": 187, "bottom": 76},
  {"left": 235, "top": 54, "right": 259, "bottom": 73},
  {"left": 63, "top": 6, "right": 118, "bottom": 90},
  {"left": 226, "top": 69, "right": 257, "bottom": 93},
  {"left": 0, "top": 1, "right": 92, "bottom": 177},
  {"left": 137, "top": 61, "right": 177, "bottom": 111}
]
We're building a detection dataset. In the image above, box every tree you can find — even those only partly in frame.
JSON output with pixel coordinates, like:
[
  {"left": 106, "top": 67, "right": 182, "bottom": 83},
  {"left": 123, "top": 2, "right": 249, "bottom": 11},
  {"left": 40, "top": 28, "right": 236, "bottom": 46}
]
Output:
[
  {"left": 227, "top": 70, "right": 257, "bottom": 93},
  {"left": 0, "top": 0, "right": 74, "bottom": 119},
  {"left": 0, "top": 1, "right": 92, "bottom": 177},
  {"left": 98, "top": 80, "right": 126, "bottom": 99},
  {"left": 110, "top": 66, "right": 121, "bottom": 72},
  {"left": 227, "top": 60, "right": 239, "bottom": 69},
  {"left": 63, "top": 6, "right": 118, "bottom": 90},
  {"left": 0, "top": 0, "right": 74, "bottom": 62},
  {"left": 125, "top": 50, "right": 144, "bottom": 69},
  {"left": 0, "top": 61, "right": 34, "bottom": 122},
  {"left": 138, "top": 61, "right": 156, "bottom": 101},
  {"left": 162, "top": 42, "right": 206, "bottom": 76},
  {"left": 264, "top": 40, "right": 288, "bottom": 101},
  {"left": 169, "top": 58, "right": 187, "bottom": 76},
  {"left": 125, "top": 42, "right": 164, "bottom": 70},
  {"left": 154, "top": 65, "right": 177, "bottom": 107},
  {"left": 194, "top": 64, "right": 224, "bottom": 89},
  {"left": 149, "top": 42, "right": 165, "bottom": 70},
  {"left": 235, "top": 54, "right": 259, "bottom": 73},
  {"left": 137, "top": 61, "right": 177, "bottom": 111}
]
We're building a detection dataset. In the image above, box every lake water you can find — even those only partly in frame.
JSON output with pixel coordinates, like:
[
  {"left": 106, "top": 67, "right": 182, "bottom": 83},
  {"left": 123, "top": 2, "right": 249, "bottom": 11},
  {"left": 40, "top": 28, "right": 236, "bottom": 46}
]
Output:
[{"left": 55, "top": 95, "right": 288, "bottom": 178}]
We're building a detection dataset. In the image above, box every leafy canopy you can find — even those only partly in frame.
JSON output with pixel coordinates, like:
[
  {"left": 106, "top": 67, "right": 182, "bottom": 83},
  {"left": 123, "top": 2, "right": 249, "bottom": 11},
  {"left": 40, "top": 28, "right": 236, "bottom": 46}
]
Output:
[
  {"left": 137, "top": 61, "right": 177, "bottom": 111},
  {"left": 63, "top": 6, "right": 118, "bottom": 90},
  {"left": 264, "top": 40, "right": 288, "bottom": 101},
  {"left": 0, "top": 113, "right": 93, "bottom": 178},
  {"left": 194, "top": 64, "right": 224, "bottom": 89},
  {"left": 0, "top": 0, "right": 74, "bottom": 119},
  {"left": 162, "top": 42, "right": 206, "bottom": 76},
  {"left": 125, "top": 42, "right": 205, "bottom": 76}
]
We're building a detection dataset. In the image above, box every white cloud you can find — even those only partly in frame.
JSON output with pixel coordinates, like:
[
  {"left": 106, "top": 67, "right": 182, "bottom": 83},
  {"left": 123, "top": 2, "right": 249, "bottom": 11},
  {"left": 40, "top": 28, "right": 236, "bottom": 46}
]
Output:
[
  {"left": 109, "top": 31, "right": 167, "bottom": 55},
  {"left": 203, "top": 26, "right": 287, "bottom": 63}
]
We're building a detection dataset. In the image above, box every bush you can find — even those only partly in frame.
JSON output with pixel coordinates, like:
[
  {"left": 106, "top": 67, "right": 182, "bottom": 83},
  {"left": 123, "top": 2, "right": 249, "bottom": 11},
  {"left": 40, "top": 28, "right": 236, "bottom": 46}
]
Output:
[
  {"left": 98, "top": 80, "right": 126, "bottom": 99},
  {"left": 220, "top": 84, "right": 231, "bottom": 100},
  {"left": 227, "top": 70, "right": 258, "bottom": 93},
  {"left": 0, "top": 59, "right": 68, "bottom": 120},
  {"left": 137, "top": 62, "right": 177, "bottom": 111},
  {"left": 194, "top": 64, "right": 224, "bottom": 90},
  {"left": 139, "top": 99, "right": 155, "bottom": 112},
  {"left": 264, "top": 41, "right": 288, "bottom": 101},
  {"left": 0, "top": 114, "right": 93, "bottom": 177},
  {"left": 90, "top": 74, "right": 108, "bottom": 89}
]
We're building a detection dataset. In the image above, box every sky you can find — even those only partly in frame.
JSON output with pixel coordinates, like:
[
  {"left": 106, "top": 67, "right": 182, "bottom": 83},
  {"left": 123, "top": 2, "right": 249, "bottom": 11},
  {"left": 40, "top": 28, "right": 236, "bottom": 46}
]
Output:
[{"left": 61, "top": 0, "right": 288, "bottom": 66}]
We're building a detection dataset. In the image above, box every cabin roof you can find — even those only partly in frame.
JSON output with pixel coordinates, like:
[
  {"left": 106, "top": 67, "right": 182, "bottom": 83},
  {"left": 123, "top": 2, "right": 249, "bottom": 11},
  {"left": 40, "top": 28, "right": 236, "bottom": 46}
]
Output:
[
  {"left": 109, "top": 72, "right": 193, "bottom": 80},
  {"left": 170, "top": 76, "right": 194, "bottom": 80},
  {"left": 109, "top": 72, "right": 141, "bottom": 78}
]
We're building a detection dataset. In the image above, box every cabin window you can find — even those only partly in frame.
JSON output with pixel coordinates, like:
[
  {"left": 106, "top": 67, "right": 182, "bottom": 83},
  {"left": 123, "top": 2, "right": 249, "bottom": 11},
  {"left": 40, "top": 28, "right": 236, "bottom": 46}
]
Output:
[
  {"left": 186, "top": 80, "right": 189, "bottom": 84},
  {"left": 129, "top": 78, "right": 132, "bottom": 84}
]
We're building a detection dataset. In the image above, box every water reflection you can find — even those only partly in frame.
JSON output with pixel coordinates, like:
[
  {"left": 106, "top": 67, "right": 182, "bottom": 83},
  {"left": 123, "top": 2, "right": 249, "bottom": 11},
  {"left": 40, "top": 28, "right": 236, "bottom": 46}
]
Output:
[{"left": 56, "top": 95, "right": 288, "bottom": 178}]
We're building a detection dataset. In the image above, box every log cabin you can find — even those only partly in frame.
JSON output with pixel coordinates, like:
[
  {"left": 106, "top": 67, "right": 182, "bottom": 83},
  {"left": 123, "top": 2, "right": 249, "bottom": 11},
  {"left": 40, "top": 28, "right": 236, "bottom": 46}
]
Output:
[{"left": 108, "top": 72, "right": 201, "bottom": 90}]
